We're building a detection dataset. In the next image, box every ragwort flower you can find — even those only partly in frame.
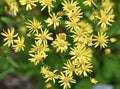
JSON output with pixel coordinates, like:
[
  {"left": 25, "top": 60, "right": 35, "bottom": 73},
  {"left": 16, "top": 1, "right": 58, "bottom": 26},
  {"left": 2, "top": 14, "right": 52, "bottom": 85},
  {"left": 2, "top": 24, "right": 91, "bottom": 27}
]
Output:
[
  {"left": 94, "top": 32, "right": 108, "bottom": 49},
  {"left": 26, "top": 17, "right": 42, "bottom": 34},
  {"left": 34, "top": 28, "right": 53, "bottom": 45},
  {"left": 52, "top": 37, "right": 70, "bottom": 53},
  {"left": 62, "top": 0, "right": 78, "bottom": 12},
  {"left": 12, "top": 36, "right": 25, "bottom": 52},
  {"left": 39, "top": 0, "right": 56, "bottom": 13},
  {"left": 45, "top": 13, "right": 61, "bottom": 29},
  {"left": 96, "top": 10, "right": 115, "bottom": 28},
  {"left": 70, "top": 45, "right": 92, "bottom": 61},
  {"left": 19, "top": 0, "right": 38, "bottom": 10},
  {"left": 1, "top": 28, "right": 18, "bottom": 47},
  {"left": 58, "top": 72, "right": 76, "bottom": 89},
  {"left": 28, "top": 51, "right": 44, "bottom": 65}
]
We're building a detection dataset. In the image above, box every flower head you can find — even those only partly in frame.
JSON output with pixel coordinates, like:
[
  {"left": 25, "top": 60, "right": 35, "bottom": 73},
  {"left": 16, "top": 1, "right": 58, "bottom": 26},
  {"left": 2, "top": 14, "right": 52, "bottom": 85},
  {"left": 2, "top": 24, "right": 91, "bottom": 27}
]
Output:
[
  {"left": 94, "top": 32, "right": 108, "bottom": 49},
  {"left": 96, "top": 10, "right": 115, "bottom": 28},
  {"left": 62, "top": 60, "right": 76, "bottom": 76},
  {"left": 70, "top": 45, "right": 92, "bottom": 61},
  {"left": 102, "top": 0, "right": 113, "bottom": 12},
  {"left": 44, "top": 70, "right": 58, "bottom": 83},
  {"left": 77, "top": 62, "right": 93, "bottom": 76},
  {"left": 12, "top": 36, "right": 25, "bottom": 52},
  {"left": 52, "top": 37, "right": 70, "bottom": 53},
  {"left": 90, "top": 77, "right": 98, "bottom": 84},
  {"left": 66, "top": 7, "right": 83, "bottom": 19},
  {"left": 39, "top": 0, "right": 56, "bottom": 13},
  {"left": 65, "top": 18, "right": 80, "bottom": 31},
  {"left": 29, "top": 41, "right": 49, "bottom": 58},
  {"left": 62, "top": 0, "right": 78, "bottom": 12},
  {"left": 28, "top": 51, "right": 44, "bottom": 65},
  {"left": 34, "top": 28, "right": 53, "bottom": 45},
  {"left": 1, "top": 28, "right": 18, "bottom": 47},
  {"left": 45, "top": 13, "right": 61, "bottom": 29},
  {"left": 9, "top": 2, "right": 19, "bottom": 16},
  {"left": 58, "top": 72, "right": 76, "bottom": 89},
  {"left": 19, "top": 0, "right": 38, "bottom": 10},
  {"left": 26, "top": 17, "right": 42, "bottom": 34}
]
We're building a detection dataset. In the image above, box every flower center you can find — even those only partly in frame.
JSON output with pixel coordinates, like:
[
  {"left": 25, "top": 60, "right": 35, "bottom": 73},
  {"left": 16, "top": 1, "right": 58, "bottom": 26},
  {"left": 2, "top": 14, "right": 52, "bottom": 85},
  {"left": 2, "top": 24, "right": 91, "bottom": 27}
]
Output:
[
  {"left": 75, "top": 51, "right": 81, "bottom": 57},
  {"left": 35, "top": 54, "right": 41, "bottom": 60},
  {"left": 69, "top": 65, "right": 75, "bottom": 71},
  {"left": 37, "top": 46, "right": 43, "bottom": 52},
  {"left": 98, "top": 37, "right": 104, "bottom": 44},
  {"left": 101, "top": 15, "right": 108, "bottom": 23},
  {"left": 52, "top": 18, "right": 57, "bottom": 23},
  {"left": 67, "top": 4, "right": 73, "bottom": 10},
  {"left": 70, "top": 20, "right": 77, "bottom": 27},
  {"left": 7, "top": 35, "right": 13, "bottom": 40},
  {"left": 58, "top": 41, "right": 65, "bottom": 47},
  {"left": 26, "top": 0, "right": 31, "bottom": 4},
  {"left": 63, "top": 77, "right": 70, "bottom": 83},
  {"left": 76, "top": 31, "right": 83, "bottom": 37},
  {"left": 40, "top": 34, "right": 46, "bottom": 40},
  {"left": 17, "top": 42, "right": 24, "bottom": 48},
  {"left": 44, "top": 0, "right": 51, "bottom": 6},
  {"left": 32, "top": 23, "right": 39, "bottom": 30}
]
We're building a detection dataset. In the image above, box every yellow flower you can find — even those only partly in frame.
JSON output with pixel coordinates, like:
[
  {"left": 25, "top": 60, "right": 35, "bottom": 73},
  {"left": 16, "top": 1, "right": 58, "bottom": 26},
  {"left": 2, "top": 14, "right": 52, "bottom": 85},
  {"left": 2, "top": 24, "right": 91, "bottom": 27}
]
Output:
[
  {"left": 94, "top": 32, "right": 108, "bottom": 49},
  {"left": 29, "top": 41, "right": 49, "bottom": 58},
  {"left": 58, "top": 72, "right": 76, "bottom": 89},
  {"left": 9, "top": 2, "right": 19, "bottom": 16},
  {"left": 90, "top": 77, "right": 98, "bottom": 84},
  {"left": 39, "top": 0, "right": 56, "bottom": 13},
  {"left": 65, "top": 18, "right": 80, "bottom": 31},
  {"left": 89, "top": 15, "right": 95, "bottom": 21},
  {"left": 45, "top": 13, "right": 61, "bottom": 29},
  {"left": 34, "top": 28, "right": 53, "bottom": 45},
  {"left": 28, "top": 51, "right": 44, "bottom": 65},
  {"left": 40, "top": 66, "right": 49, "bottom": 75},
  {"left": 102, "top": 0, "right": 113, "bottom": 12},
  {"left": 62, "top": 0, "right": 78, "bottom": 12},
  {"left": 62, "top": 60, "right": 76, "bottom": 76},
  {"left": 110, "top": 37, "right": 117, "bottom": 43},
  {"left": 19, "top": 0, "right": 38, "bottom": 10},
  {"left": 66, "top": 6, "right": 83, "bottom": 19},
  {"left": 78, "top": 21, "right": 93, "bottom": 34},
  {"left": 77, "top": 62, "right": 93, "bottom": 76},
  {"left": 70, "top": 45, "right": 92, "bottom": 61},
  {"left": 85, "top": 35, "right": 94, "bottom": 46},
  {"left": 96, "top": 10, "right": 114, "bottom": 28},
  {"left": 83, "top": 0, "right": 96, "bottom": 7},
  {"left": 56, "top": 33, "right": 66, "bottom": 41},
  {"left": 52, "top": 38, "right": 70, "bottom": 53},
  {"left": 1, "top": 28, "right": 18, "bottom": 47},
  {"left": 5, "top": 0, "right": 16, "bottom": 5},
  {"left": 104, "top": 48, "right": 111, "bottom": 54},
  {"left": 73, "top": 58, "right": 90, "bottom": 67},
  {"left": 26, "top": 17, "right": 42, "bottom": 34},
  {"left": 44, "top": 70, "right": 58, "bottom": 83},
  {"left": 12, "top": 36, "right": 25, "bottom": 52},
  {"left": 45, "top": 83, "right": 52, "bottom": 89},
  {"left": 71, "top": 28, "right": 86, "bottom": 43}
]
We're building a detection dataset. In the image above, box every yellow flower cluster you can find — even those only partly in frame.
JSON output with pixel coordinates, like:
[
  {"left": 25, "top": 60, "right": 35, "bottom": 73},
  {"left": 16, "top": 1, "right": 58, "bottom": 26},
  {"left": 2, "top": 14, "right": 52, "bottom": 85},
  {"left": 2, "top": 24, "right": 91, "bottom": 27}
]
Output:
[
  {"left": 1, "top": 0, "right": 117, "bottom": 89},
  {"left": 1, "top": 28, "right": 25, "bottom": 52}
]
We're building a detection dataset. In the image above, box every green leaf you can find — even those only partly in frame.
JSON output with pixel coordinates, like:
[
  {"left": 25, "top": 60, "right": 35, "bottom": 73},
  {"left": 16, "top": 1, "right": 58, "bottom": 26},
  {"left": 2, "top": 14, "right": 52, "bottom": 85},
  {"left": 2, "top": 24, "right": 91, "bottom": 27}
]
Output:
[
  {"left": 1, "top": 17, "right": 16, "bottom": 24},
  {"left": 75, "top": 78, "right": 93, "bottom": 89}
]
